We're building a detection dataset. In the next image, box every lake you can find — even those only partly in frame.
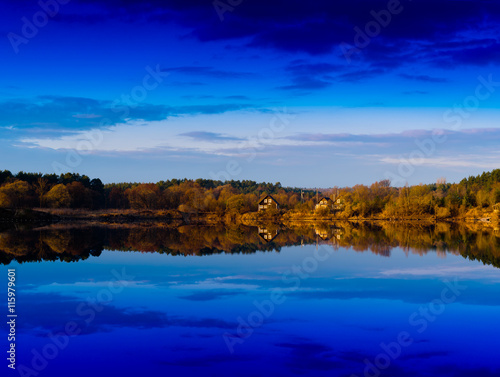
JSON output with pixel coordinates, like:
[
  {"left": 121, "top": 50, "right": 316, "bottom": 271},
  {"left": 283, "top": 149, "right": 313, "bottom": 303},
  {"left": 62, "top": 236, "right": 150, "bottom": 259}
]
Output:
[{"left": 1, "top": 222, "right": 499, "bottom": 377}]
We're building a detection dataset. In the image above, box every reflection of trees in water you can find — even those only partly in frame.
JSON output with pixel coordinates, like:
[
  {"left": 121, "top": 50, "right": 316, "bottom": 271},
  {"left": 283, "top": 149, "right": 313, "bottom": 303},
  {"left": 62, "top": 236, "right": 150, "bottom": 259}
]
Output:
[
  {"left": 0, "top": 222, "right": 499, "bottom": 268},
  {"left": 0, "top": 227, "right": 104, "bottom": 264}
]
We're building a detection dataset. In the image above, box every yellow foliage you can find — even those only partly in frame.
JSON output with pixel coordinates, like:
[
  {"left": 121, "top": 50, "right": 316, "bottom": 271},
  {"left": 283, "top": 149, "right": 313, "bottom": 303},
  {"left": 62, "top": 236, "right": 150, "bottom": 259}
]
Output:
[
  {"left": 435, "top": 207, "right": 451, "bottom": 219},
  {"left": 45, "top": 184, "right": 71, "bottom": 208},
  {"left": 0, "top": 181, "right": 29, "bottom": 208}
]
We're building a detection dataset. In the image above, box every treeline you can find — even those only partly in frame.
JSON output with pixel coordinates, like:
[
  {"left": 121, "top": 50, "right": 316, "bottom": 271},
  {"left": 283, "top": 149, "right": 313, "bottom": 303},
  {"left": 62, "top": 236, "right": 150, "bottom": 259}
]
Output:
[
  {"left": 0, "top": 170, "right": 314, "bottom": 212},
  {"left": 0, "top": 171, "right": 105, "bottom": 209},
  {"left": 1, "top": 169, "right": 500, "bottom": 218},
  {"left": 332, "top": 172, "right": 500, "bottom": 218}
]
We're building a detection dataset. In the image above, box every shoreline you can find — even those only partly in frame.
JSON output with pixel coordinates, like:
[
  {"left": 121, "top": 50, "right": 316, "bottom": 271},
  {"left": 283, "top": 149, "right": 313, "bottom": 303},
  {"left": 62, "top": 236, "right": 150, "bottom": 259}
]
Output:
[{"left": 0, "top": 208, "right": 498, "bottom": 228}]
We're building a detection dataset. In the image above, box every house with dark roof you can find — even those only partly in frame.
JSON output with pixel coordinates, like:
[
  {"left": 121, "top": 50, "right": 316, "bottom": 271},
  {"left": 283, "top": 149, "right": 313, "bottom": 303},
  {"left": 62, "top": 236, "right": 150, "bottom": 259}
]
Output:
[
  {"left": 258, "top": 194, "right": 280, "bottom": 211},
  {"left": 315, "top": 197, "right": 333, "bottom": 210}
]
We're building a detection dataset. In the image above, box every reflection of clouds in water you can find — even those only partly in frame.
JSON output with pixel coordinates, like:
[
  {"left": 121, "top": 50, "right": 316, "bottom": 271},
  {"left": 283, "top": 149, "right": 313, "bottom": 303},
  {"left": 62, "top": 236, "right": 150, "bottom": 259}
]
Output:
[
  {"left": 274, "top": 340, "right": 340, "bottom": 371},
  {"left": 211, "top": 274, "right": 283, "bottom": 281},
  {"left": 16, "top": 292, "right": 240, "bottom": 338},
  {"left": 17, "top": 292, "right": 169, "bottom": 336},
  {"left": 379, "top": 264, "right": 499, "bottom": 278},
  {"left": 336, "top": 347, "right": 496, "bottom": 377},
  {"left": 157, "top": 353, "right": 253, "bottom": 367},
  {"left": 399, "top": 350, "right": 449, "bottom": 361},
  {"left": 286, "top": 278, "right": 500, "bottom": 306},
  {"left": 175, "top": 277, "right": 261, "bottom": 291},
  {"left": 432, "top": 366, "right": 500, "bottom": 377},
  {"left": 43, "top": 280, "right": 149, "bottom": 288},
  {"left": 178, "top": 290, "right": 246, "bottom": 302},
  {"left": 142, "top": 273, "right": 279, "bottom": 290}
]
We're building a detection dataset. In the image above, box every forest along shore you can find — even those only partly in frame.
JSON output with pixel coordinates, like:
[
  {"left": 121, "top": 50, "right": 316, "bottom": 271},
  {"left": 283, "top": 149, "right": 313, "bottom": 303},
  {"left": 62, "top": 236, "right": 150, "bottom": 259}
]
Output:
[{"left": 1, "top": 169, "right": 500, "bottom": 224}]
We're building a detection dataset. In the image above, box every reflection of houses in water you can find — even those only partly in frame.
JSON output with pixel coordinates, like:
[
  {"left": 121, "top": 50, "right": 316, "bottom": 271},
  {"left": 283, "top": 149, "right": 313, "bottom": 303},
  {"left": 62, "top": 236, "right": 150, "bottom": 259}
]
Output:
[
  {"left": 314, "top": 225, "right": 345, "bottom": 249},
  {"left": 332, "top": 227, "right": 343, "bottom": 240},
  {"left": 315, "top": 227, "right": 330, "bottom": 240},
  {"left": 314, "top": 226, "right": 344, "bottom": 241},
  {"left": 258, "top": 227, "right": 279, "bottom": 242}
]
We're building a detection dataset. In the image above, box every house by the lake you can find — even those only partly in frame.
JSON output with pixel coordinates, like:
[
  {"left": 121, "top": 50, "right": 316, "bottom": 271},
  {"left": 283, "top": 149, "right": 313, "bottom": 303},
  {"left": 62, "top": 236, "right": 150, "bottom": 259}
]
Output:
[
  {"left": 258, "top": 194, "right": 280, "bottom": 211},
  {"left": 315, "top": 195, "right": 345, "bottom": 211},
  {"left": 333, "top": 197, "right": 344, "bottom": 210},
  {"left": 315, "top": 197, "right": 333, "bottom": 210}
]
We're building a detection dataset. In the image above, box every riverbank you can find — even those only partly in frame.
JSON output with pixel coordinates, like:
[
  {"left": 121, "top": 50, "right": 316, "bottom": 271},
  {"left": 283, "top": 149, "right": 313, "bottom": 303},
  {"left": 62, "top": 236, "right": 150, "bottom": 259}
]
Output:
[
  {"left": 35, "top": 208, "right": 243, "bottom": 226},
  {"left": 0, "top": 208, "right": 58, "bottom": 222},
  {"left": 1, "top": 208, "right": 498, "bottom": 228},
  {"left": 242, "top": 209, "right": 499, "bottom": 225}
]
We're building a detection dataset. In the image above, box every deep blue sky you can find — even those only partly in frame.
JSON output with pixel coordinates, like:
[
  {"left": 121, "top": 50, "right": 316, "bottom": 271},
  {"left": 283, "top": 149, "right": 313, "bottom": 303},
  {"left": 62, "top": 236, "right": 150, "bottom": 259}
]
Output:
[{"left": 1, "top": 0, "right": 500, "bottom": 186}]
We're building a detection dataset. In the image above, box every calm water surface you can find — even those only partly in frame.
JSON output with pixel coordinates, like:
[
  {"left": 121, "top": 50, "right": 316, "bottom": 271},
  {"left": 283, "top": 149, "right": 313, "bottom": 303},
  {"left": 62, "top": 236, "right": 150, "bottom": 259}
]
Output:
[{"left": 1, "top": 223, "right": 499, "bottom": 377}]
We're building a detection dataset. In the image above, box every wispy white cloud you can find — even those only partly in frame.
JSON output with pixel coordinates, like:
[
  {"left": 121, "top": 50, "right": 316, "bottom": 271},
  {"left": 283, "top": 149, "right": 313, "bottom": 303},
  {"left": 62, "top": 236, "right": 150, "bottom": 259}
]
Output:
[
  {"left": 72, "top": 113, "right": 102, "bottom": 119},
  {"left": 379, "top": 154, "right": 500, "bottom": 169},
  {"left": 16, "top": 114, "right": 500, "bottom": 179}
]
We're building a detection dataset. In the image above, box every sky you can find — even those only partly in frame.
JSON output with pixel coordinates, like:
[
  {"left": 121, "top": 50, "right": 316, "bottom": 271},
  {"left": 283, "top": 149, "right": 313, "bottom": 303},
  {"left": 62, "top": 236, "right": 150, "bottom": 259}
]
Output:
[{"left": 1, "top": 0, "right": 500, "bottom": 187}]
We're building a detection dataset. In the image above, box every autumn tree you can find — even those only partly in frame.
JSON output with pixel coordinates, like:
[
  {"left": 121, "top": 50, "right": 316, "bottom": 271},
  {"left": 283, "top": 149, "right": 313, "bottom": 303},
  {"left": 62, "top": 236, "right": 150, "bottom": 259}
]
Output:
[
  {"left": 67, "top": 181, "right": 92, "bottom": 208},
  {"left": 34, "top": 177, "right": 49, "bottom": 207},
  {"left": 107, "top": 187, "right": 129, "bottom": 209},
  {"left": 226, "top": 194, "right": 248, "bottom": 213},
  {"left": 0, "top": 181, "right": 30, "bottom": 208},
  {"left": 45, "top": 184, "right": 71, "bottom": 208},
  {"left": 127, "top": 184, "right": 160, "bottom": 209}
]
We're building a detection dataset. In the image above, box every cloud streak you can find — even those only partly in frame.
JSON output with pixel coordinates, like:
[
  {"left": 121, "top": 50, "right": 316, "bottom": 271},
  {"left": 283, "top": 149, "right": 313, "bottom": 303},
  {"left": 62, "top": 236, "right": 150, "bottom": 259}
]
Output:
[
  {"left": 0, "top": 96, "right": 262, "bottom": 133},
  {"left": 161, "top": 66, "right": 253, "bottom": 79},
  {"left": 64, "top": 0, "right": 500, "bottom": 70}
]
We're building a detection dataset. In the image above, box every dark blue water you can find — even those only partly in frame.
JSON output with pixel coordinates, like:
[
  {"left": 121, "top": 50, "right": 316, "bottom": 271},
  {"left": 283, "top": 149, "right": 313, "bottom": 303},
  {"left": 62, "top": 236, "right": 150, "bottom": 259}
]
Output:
[{"left": 1, "top": 225, "right": 500, "bottom": 377}]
